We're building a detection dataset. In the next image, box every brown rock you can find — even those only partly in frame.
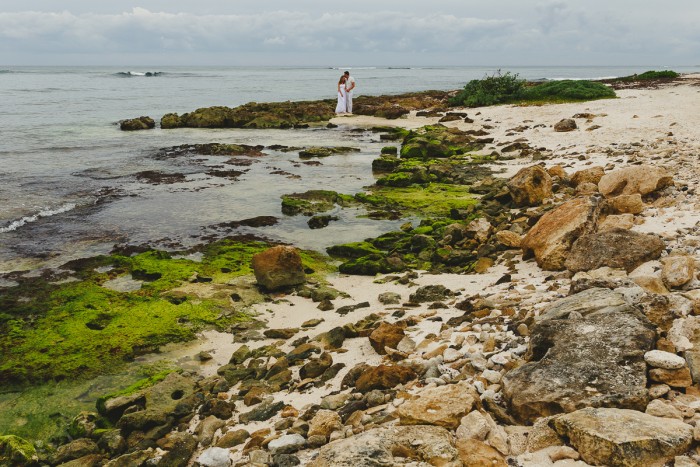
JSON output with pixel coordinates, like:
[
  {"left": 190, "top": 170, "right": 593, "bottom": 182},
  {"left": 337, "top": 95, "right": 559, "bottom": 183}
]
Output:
[
  {"left": 507, "top": 165, "right": 553, "bottom": 207},
  {"left": 553, "top": 407, "right": 693, "bottom": 467},
  {"left": 456, "top": 438, "right": 507, "bottom": 467},
  {"left": 309, "top": 425, "right": 460, "bottom": 466},
  {"left": 355, "top": 364, "right": 417, "bottom": 392},
  {"left": 607, "top": 194, "right": 644, "bottom": 214},
  {"left": 251, "top": 245, "right": 306, "bottom": 290},
  {"left": 598, "top": 165, "right": 673, "bottom": 198},
  {"left": 662, "top": 255, "right": 695, "bottom": 288},
  {"left": 397, "top": 381, "right": 479, "bottom": 429},
  {"left": 570, "top": 166, "right": 604, "bottom": 187},
  {"left": 554, "top": 118, "right": 577, "bottom": 132},
  {"left": 521, "top": 196, "right": 601, "bottom": 270},
  {"left": 216, "top": 429, "right": 250, "bottom": 448},
  {"left": 575, "top": 182, "right": 599, "bottom": 195},
  {"left": 598, "top": 213, "right": 634, "bottom": 231},
  {"left": 547, "top": 165, "right": 569, "bottom": 180},
  {"left": 495, "top": 230, "right": 522, "bottom": 248},
  {"left": 299, "top": 352, "right": 333, "bottom": 379},
  {"left": 369, "top": 322, "right": 405, "bottom": 355},
  {"left": 565, "top": 228, "right": 665, "bottom": 273},
  {"left": 649, "top": 367, "right": 693, "bottom": 388},
  {"left": 307, "top": 410, "right": 343, "bottom": 439}
]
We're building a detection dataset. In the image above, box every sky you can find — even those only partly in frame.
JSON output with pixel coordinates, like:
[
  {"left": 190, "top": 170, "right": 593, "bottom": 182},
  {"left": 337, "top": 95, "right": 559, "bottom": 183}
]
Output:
[{"left": 0, "top": 1, "right": 698, "bottom": 66}]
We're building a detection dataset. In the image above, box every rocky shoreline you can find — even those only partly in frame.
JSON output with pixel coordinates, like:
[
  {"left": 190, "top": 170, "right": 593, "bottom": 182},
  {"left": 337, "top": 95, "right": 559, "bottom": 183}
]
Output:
[{"left": 5, "top": 74, "right": 700, "bottom": 466}]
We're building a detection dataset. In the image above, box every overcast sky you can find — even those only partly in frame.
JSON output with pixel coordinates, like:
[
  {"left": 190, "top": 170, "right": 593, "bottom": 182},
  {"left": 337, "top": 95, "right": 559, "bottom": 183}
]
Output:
[{"left": 1, "top": 1, "right": 698, "bottom": 66}]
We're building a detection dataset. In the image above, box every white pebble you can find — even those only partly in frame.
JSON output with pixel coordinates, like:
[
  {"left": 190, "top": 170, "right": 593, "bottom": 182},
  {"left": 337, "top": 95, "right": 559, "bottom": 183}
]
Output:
[{"left": 644, "top": 350, "right": 686, "bottom": 369}]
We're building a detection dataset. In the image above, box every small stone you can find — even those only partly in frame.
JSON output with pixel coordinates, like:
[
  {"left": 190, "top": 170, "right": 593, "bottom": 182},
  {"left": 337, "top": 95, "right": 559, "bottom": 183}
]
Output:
[
  {"left": 267, "top": 434, "right": 306, "bottom": 455},
  {"left": 302, "top": 318, "right": 324, "bottom": 328},
  {"left": 443, "top": 348, "right": 462, "bottom": 363},
  {"left": 482, "top": 369, "right": 502, "bottom": 384},
  {"left": 645, "top": 399, "right": 684, "bottom": 420},
  {"left": 456, "top": 411, "right": 491, "bottom": 441},
  {"left": 308, "top": 410, "right": 343, "bottom": 439},
  {"left": 216, "top": 429, "right": 249, "bottom": 448},
  {"left": 196, "top": 447, "right": 230, "bottom": 467},
  {"left": 378, "top": 292, "right": 402, "bottom": 305},
  {"left": 644, "top": 350, "right": 686, "bottom": 370},
  {"left": 516, "top": 323, "right": 529, "bottom": 336}
]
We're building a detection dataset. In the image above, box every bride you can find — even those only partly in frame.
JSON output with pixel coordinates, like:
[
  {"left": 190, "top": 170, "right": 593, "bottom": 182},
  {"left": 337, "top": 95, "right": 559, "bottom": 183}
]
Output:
[{"left": 335, "top": 75, "right": 348, "bottom": 114}]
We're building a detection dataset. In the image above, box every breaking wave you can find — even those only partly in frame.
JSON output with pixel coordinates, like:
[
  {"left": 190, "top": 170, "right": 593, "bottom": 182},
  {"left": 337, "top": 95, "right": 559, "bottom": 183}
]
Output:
[
  {"left": 0, "top": 203, "right": 77, "bottom": 233},
  {"left": 115, "top": 71, "right": 163, "bottom": 77}
]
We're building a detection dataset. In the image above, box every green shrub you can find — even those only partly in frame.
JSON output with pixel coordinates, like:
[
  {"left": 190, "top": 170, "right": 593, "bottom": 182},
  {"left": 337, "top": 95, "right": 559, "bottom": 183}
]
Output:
[
  {"left": 449, "top": 71, "right": 525, "bottom": 107},
  {"left": 522, "top": 80, "right": 616, "bottom": 102},
  {"left": 615, "top": 70, "right": 679, "bottom": 81}
]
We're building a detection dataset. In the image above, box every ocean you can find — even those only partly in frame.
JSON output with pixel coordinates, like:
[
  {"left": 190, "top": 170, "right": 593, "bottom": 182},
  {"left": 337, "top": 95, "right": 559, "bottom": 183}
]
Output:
[{"left": 2, "top": 65, "right": 699, "bottom": 273}]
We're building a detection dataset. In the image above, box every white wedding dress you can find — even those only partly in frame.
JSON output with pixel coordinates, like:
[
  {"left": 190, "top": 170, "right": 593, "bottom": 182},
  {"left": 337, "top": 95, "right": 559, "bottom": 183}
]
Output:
[{"left": 335, "top": 84, "right": 347, "bottom": 114}]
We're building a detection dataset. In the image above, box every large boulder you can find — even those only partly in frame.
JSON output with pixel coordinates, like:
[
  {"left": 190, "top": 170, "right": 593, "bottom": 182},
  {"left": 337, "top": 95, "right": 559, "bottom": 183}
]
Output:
[
  {"left": 354, "top": 364, "right": 417, "bottom": 392},
  {"left": 502, "top": 289, "right": 655, "bottom": 423},
  {"left": 553, "top": 408, "right": 693, "bottom": 467},
  {"left": 521, "top": 196, "right": 601, "bottom": 270},
  {"left": 598, "top": 165, "right": 673, "bottom": 198},
  {"left": 310, "top": 425, "right": 461, "bottom": 467},
  {"left": 564, "top": 228, "right": 665, "bottom": 273},
  {"left": 507, "top": 165, "right": 553, "bottom": 207},
  {"left": 251, "top": 245, "right": 306, "bottom": 290},
  {"left": 397, "top": 381, "right": 479, "bottom": 429}
]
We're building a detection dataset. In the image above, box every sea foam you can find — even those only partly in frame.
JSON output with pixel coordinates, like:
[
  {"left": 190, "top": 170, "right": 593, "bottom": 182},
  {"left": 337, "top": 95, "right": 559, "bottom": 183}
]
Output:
[{"left": 0, "top": 203, "right": 77, "bottom": 233}]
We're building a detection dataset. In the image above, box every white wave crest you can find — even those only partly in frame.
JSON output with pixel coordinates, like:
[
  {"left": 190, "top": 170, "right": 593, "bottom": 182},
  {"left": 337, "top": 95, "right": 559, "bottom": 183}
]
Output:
[{"left": 0, "top": 203, "right": 77, "bottom": 233}]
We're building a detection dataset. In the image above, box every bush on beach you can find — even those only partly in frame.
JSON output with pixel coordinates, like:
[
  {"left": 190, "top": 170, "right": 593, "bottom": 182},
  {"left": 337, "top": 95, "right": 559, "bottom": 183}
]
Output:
[
  {"left": 611, "top": 70, "right": 679, "bottom": 82},
  {"left": 449, "top": 71, "right": 616, "bottom": 108}
]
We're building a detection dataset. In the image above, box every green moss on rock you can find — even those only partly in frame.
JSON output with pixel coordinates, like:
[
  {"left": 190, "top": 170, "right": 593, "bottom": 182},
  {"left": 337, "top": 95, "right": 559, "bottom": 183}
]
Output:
[{"left": 0, "top": 435, "right": 38, "bottom": 466}]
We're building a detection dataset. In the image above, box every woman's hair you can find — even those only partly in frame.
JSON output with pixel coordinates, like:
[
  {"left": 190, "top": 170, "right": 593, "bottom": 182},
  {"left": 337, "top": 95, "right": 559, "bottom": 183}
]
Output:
[{"left": 338, "top": 75, "right": 347, "bottom": 84}]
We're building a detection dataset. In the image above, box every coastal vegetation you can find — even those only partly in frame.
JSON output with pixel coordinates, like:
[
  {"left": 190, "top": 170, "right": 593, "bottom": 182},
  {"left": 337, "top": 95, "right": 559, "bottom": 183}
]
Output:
[
  {"left": 611, "top": 70, "right": 680, "bottom": 82},
  {"left": 449, "top": 71, "right": 617, "bottom": 107},
  {"left": 0, "top": 239, "right": 332, "bottom": 386}
]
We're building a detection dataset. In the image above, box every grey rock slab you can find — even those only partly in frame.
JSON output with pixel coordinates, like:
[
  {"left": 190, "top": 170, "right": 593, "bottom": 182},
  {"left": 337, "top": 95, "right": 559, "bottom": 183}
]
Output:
[
  {"left": 553, "top": 407, "right": 692, "bottom": 467},
  {"left": 503, "top": 290, "right": 655, "bottom": 424}
]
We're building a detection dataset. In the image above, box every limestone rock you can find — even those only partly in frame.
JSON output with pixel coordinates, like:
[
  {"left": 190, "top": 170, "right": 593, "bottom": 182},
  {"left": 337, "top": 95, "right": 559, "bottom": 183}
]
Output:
[
  {"left": 397, "top": 381, "right": 479, "bottom": 429},
  {"left": 267, "top": 434, "right": 306, "bottom": 455},
  {"left": 502, "top": 289, "right": 655, "bottom": 423},
  {"left": 456, "top": 438, "right": 507, "bottom": 467},
  {"left": 120, "top": 116, "right": 155, "bottom": 131},
  {"left": 158, "top": 431, "right": 198, "bottom": 467},
  {"left": 196, "top": 447, "right": 231, "bottom": 467},
  {"left": 644, "top": 350, "right": 686, "bottom": 370},
  {"left": 0, "top": 435, "right": 39, "bottom": 466},
  {"left": 521, "top": 196, "right": 601, "bottom": 270},
  {"left": 495, "top": 230, "right": 522, "bottom": 248},
  {"left": 607, "top": 194, "right": 644, "bottom": 214},
  {"left": 598, "top": 165, "right": 673, "bottom": 198},
  {"left": 53, "top": 438, "right": 99, "bottom": 464},
  {"left": 570, "top": 166, "right": 604, "bottom": 187},
  {"left": 507, "top": 165, "right": 553, "bottom": 207},
  {"left": 649, "top": 367, "right": 693, "bottom": 388},
  {"left": 307, "top": 410, "right": 343, "bottom": 439},
  {"left": 662, "top": 255, "right": 695, "bottom": 288},
  {"left": 310, "top": 425, "right": 461, "bottom": 467},
  {"left": 554, "top": 119, "right": 577, "bottom": 132},
  {"left": 251, "top": 245, "right": 306, "bottom": 290},
  {"left": 466, "top": 217, "right": 493, "bottom": 242},
  {"left": 553, "top": 407, "right": 692, "bottom": 467},
  {"left": 565, "top": 228, "right": 665, "bottom": 273},
  {"left": 368, "top": 322, "right": 405, "bottom": 355},
  {"left": 536, "top": 287, "right": 629, "bottom": 322},
  {"left": 598, "top": 213, "right": 634, "bottom": 231},
  {"left": 355, "top": 364, "right": 417, "bottom": 392}
]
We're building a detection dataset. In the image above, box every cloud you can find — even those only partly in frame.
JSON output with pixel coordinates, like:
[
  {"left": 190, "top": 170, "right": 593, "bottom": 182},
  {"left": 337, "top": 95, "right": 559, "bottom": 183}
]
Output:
[{"left": 0, "top": 8, "right": 513, "bottom": 59}]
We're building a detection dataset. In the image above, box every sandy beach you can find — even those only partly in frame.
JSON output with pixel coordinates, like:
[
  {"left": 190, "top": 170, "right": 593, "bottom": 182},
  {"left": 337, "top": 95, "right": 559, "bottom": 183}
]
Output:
[
  {"left": 14, "top": 74, "right": 700, "bottom": 466},
  {"left": 151, "top": 74, "right": 700, "bottom": 466}
]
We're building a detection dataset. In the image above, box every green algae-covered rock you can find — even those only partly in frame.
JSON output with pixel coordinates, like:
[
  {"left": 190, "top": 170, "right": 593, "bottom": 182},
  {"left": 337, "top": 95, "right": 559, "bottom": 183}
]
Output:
[
  {"left": 281, "top": 190, "right": 355, "bottom": 216},
  {"left": 160, "top": 113, "right": 182, "bottom": 129},
  {"left": 0, "top": 435, "right": 38, "bottom": 466},
  {"left": 119, "top": 116, "right": 155, "bottom": 131},
  {"left": 372, "top": 155, "right": 401, "bottom": 173},
  {"left": 327, "top": 242, "right": 382, "bottom": 259}
]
